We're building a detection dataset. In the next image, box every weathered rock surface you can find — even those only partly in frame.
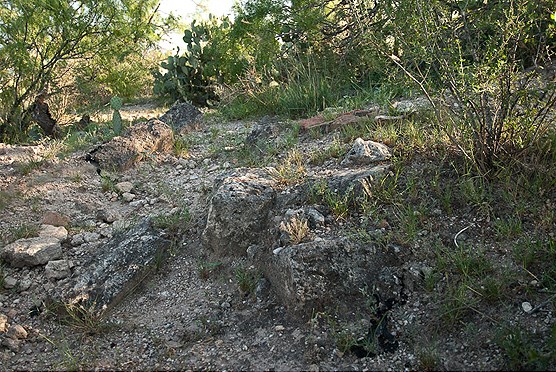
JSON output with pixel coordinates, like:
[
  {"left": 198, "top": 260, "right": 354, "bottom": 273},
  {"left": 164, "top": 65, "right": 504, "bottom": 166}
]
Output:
[
  {"left": 45, "top": 259, "right": 72, "bottom": 280},
  {"left": 159, "top": 101, "right": 202, "bottom": 133},
  {"left": 87, "top": 119, "right": 174, "bottom": 171},
  {"left": 341, "top": 137, "right": 391, "bottom": 166},
  {"left": 320, "top": 164, "right": 391, "bottom": 196},
  {"left": 202, "top": 171, "right": 277, "bottom": 257},
  {"left": 40, "top": 211, "right": 70, "bottom": 227},
  {"left": 263, "top": 238, "right": 401, "bottom": 315},
  {"left": 115, "top": 181, "right": 133, "bottom": 194},
  {"left": 2, "top": 225, "right": 66, "bottom": 267},
  {"left": 67, "top": 218, "right": 171, "bottom": 311}
]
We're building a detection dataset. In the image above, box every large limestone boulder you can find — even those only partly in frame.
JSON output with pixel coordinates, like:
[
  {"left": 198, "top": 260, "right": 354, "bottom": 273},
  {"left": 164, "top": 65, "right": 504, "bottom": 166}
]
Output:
[
  {"left": 2, "top": 225, "right": 67, "bottom": 267},
  {"left": 67, "top": 218, "right": 171, "bottom": 311},
  {"left": 264, "top": 238, "right": 401, "bottom": 315},
  {"left": 87, "top": 119, "right": 174, "bottom": 171},
  {"left": 202, "top": 171, "right": 277, "bottom": 257}
]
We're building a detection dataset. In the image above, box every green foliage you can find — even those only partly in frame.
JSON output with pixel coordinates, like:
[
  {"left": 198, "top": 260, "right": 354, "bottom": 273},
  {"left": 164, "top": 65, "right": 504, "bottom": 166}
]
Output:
[
  {"left": 110, "top": 96, "right": 123, "bottom": 135},
  {"left": 152, "top": 208, "right": 191, "bottom": 237},
  {"left": 371, "top": 0, "right": 556, "bottom": 173},
  {"left": 153, "top": 18, "right": 228, "bottom": 106},
  {"left": 0, "top": 0, "right": 173, "bottom": 143},
  {"left": 497, "top": 324, "right": 556, "bottom": 371},
  {"left": 235, "top": 267, "right": 259, "bottom": 296},
  {"left": 8, "top": 224, "right": 40, "bottom": 243}
]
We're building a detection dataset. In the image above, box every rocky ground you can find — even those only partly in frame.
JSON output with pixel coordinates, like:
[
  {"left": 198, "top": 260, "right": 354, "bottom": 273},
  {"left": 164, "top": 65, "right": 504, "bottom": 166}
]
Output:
[{"left": 0, "top": 101, "right": 554, "bottom": 370}]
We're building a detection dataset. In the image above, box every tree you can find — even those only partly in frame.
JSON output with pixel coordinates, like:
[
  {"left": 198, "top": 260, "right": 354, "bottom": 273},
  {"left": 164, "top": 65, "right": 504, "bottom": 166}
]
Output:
[{"left": 0, "top": 0, "right": 172, "bottom": 142}]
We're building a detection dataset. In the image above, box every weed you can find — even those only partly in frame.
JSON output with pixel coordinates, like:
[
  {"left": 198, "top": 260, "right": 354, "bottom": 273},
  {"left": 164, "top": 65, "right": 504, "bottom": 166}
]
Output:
[
  {"left": 309, "top": 138, "right": 346, "bottom": 165},
  {"left": 197, "top": 260, "right": 223, "bottom": 279},
  {"left": 16, "top": 159, "right": 44, "bottom": 175},
  {"left": 416, "top": 345, "right": 441, "bottom": 371},
  {"left": 173, "top": 135, "right": 190, "bottom": 157},
  {"left": 280, "top": 216, "right": 310, "bottom": 245},
  {"left": 497, "top": 324, "right": 556, "bottom": 371},
  {"left": 9, "top": 224, "right": 40, "bottom": 242},
  {"left": 394, "top": 204, "right": 421, "bottom": 245},
  {"left": 151, "top": 207, "right": 191, "bottom": 237},
  {"left": 60, "top": 300, "right": 106, "bottom": 335},
  {"left": 235, "top": 267, "right": 259, "bottom": 296},
  {"left": 68, "top": 172, "right": 83, "bottom": 183},
  {"left": 0, "top": 190, "right": 13, "bottom": 210},
  {"left": 494, "top": 217, "right": 523, "bottom": 240},
  {"left": 100, "top": 172, "right": 118, "bottom": 193},
  {"left": 309, "top": 180, "right": 353, "bottom": 220},
  {"left": 267, "top": 149, "right": 306, "bottom": 186}
]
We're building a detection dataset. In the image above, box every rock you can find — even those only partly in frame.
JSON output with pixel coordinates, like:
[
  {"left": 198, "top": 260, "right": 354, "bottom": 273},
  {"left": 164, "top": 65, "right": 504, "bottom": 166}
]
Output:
[
  {"left": 341, "top": 138, "right": 391, "bottom": 166},
  {"left": 262, "top": 238, "right": 401, "bottom": 315},
  {"left": 122, "top": 192, "right": 136, "bottom": 202},
  {"left": 392, "top": 96, "right": 431, "bottom": 113},
  {"left": 522, "top": 301, "right": 533, "bottom": 313},
  {"left": 83, "top": 232, "right": 100, "bottom": 243},
  {"left": 245, "top": 116, "right": 280, "bottom": 146},
  {"left": 45, "top": 260, "right": 72, "bottom": 280},
  {"left": 96, "top": 209, "right": 120, "bottom": 223},
  {"left": 202, "top": 171, "right": 277, "bottom": 257},
  {"left": 40, "top": 211, "right": 70, "bottom": 227},
  {"left": 0, "top": 314, "right": 7, "bottom": 332},
  {"left": 159, "top": 101, "right": 202, "bottom": 133},
  {"left": 305, "top": 207, "right": 325, "bottom": 228},
  {"left": 70, "top": 234, "right": 85, "bottom": 246},
  {"left": 115, "top": 181, "right": 133, "bottom": 194},
  {"left": 38, "top": 225, "right": 68, "bottom": 241},
  {"left": 67, "top": 218, "right": 171, "bottom": 311},
  {"left": 18, "top": 277, "right": 32, "bottom": 291},
  {"left": 87, "top": 119, "right": 174, "bottom": 171},
  {"left": 2, "top": 337, "right": 20, "bottom": 352},
  {"left": 3, "top": 276, "right": 17, "bottom": 289},
  {"left": 2, "top": 237, "right": 62, "bottom": 267},
  {"left": 7, "top": 324, "right": 27, "bottom": 339},
  {"left": 319, "top": 165, "right": 391, "bottom": 196}
]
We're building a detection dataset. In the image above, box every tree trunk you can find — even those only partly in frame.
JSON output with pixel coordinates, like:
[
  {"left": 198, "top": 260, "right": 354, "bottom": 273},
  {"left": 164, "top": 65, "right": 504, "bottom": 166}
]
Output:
[{"left": 30, "top": 91, "right": 62, "bottom": 138}]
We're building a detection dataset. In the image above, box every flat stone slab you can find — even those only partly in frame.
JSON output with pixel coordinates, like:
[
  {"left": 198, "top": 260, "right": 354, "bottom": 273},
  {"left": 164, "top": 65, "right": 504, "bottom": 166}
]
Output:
[
  {"left": 2, "top": 237, "right": 62, "bottom": 267},
  {"left": 68, "top": 218, "right": 171, "bottom": 311}
]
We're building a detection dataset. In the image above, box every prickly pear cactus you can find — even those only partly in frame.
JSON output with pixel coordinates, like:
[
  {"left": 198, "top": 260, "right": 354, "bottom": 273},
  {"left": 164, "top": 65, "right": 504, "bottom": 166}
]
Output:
[{"left": 110, "top": 96, "right": 123, "bottom": 135}]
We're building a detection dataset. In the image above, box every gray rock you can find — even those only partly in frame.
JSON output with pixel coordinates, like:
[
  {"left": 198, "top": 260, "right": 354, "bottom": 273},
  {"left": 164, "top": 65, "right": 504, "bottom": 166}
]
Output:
[
  {"left": 3, "top": 276, "right": 17, "bottom": 289},
  {"left": 2, "top": 237, "right": 62, "bottom": 267},
  {"left": 262, "top": 238, "right": 400, "bottom": 315},
  {"left": 67, "top": 218, "right": 171, "bottom": 311},
  {"left": 38, "top": 224, "right": 68, "bottom": 241},
  {"left": 202, "top": 171, "right": 277, "bottom": 257},
  {"left": 70, "top": 233, "right": 85, "bottom": 246},
  {"left": 45, "top": 260, "right": 72, "bottom": 280},
  {"left": 122, "top": 192, "right": 136, "bottom": 202},
  {"left": 341, "top": 138, "right": 391, "bottom": 166},
  {"left": 96, "top": 209, "right": 120, "bottom": 223},
  {"left": 305, "top": 207, "right": 325, "bottom": 228},
  {"left": 2, "top": 337, "right": 20, "bottom": 352},
  {"left": 115, "top": 181, "right": 133, "bottom": 194},
  {"left": 83, "top": 232, "right": 100, "bottom": 243},
  {"left": 323, "top": 165, "right": 391, "bottom": 196},
  {"left": 87, "top": 119, "right": 174, "bottom": 171},
  {"left": 159, "top": 101, "right": 202, "bottom": 133}
]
